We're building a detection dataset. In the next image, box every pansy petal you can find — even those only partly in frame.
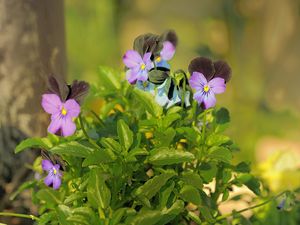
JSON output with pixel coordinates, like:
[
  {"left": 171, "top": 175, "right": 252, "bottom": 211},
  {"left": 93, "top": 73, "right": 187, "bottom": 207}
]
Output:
[
  {"left": 142, "top": 52, "right": 152, "bottom": 63},
  {"left": 42, "top": 94, "right": 62, "bottom": 114},
  {"left": 64, "top": 99, "right": 80, "bottom": 118},
  {"left": 156, "top": 60, "right": 170, "bottom": 70},
  {"left": 188, "top": 57, "right": 214, "bottom": 80},
  {"left": 166, "top": 87, "right": 181, "bottom": 108},
  {"left": 44, "top": 174, "right": 53, "bottom": 186},
  {"left": 42, "top": 160, "right": 53, "bottom": 171},
  {"left": 203, "top": 93, "right": 216, "bottom": 109},
  {"left": 61, "top": 119, "right": 76, "bottom": 137},
  {"left": 213, "top": 60, "right": 231, "bottom": 83},
  {"left": 189, "top": 72, "right": 207, "bottom": 90},
  {"left": 193, "top": 91, "right": 205, "bottom": 104},
  {"left": 138, "top": 70, "right": 148, "bottom": 82},
  {"left": 48, "top": 115, "right": 62, "bottom": 135},
  {"left": 53, "top": 164, "right": 61, "bottom": 171},
  {"left": 160, "top": 41, "right": 175, "bottom": 60},
  {"left": 123, "top": 50, "right": 143, "bottom": 68},
  {"left": 160, "top": 30, "right": 178, "bottom": 47},
  {"left": 126, "top": 69, "right": 139, "bottom": 84},
  {"left": 209, "top": 78, "right": 226, "bottom": 94},
  {"left": 53, "top": 175, "right": 61, "bottom": 190}
]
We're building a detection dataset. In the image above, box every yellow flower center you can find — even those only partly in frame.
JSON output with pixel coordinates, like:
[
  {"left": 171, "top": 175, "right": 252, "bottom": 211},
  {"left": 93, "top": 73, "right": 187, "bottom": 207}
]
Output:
[
  {"left": 61, "top": 107, "right": 67, "bottom": 116},
  {"left": 203, "top": 85, "right": 210, "bottom": 92},
  {"left": 155, "top": 56, "right": 161, "bottom": 63},
  {"left": 140, "top": 63, "right": 146, "bottom": 70},
  {"left": 143, "top": 82, "right": 148, "bottom": 88},
  {"left": 53, "top": 168, "right": 57, "bottom": 175}
]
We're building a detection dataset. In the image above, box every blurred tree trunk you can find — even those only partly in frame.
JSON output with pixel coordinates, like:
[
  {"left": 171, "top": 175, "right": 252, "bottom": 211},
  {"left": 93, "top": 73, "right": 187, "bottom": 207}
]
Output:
[{"left": 0, "top": 0, "right": 66, "bottom": 217}]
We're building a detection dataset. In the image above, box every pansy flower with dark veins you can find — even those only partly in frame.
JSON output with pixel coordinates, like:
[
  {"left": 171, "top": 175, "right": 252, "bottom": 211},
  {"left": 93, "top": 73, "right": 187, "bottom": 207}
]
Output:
[{"left": 188, "top": 57, "right": 231, "bottom": 109}]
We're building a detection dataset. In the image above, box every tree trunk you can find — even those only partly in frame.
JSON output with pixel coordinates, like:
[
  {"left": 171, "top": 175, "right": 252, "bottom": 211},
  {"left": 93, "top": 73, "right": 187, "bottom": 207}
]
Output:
[{"left": 0, "top": 0, "right": 66, "bottom": 220}]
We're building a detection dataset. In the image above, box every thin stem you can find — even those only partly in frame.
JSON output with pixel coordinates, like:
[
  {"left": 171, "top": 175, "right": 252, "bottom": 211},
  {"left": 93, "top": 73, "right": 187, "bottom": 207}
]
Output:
[
  {"left": 0, "top": 212, "right": 39, "bottom": 221},
  {"left": 215, "top": 191, "right": 287, "bottom": 222},
  {"left": 90, "top": 110, "right": 105, "bottom": 127},
  {"left": 78, "top": 113, "right": 100, "bottom": 149}
]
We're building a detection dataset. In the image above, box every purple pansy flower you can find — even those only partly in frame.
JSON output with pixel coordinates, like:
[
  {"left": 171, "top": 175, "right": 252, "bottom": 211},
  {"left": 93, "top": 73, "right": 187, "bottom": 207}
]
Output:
[
  {"left": 189, "top": 72, "right": 226, "bottom": 109},
  {"left": 188, "top": 57, "right": 231, "bottom": 109},
  {"left": 155, "top": 41, "right": 175, "bottom": 69},
  {"left": 41, "top": 94, "right": 80, "bottom": 137},
  {"left": 42, "top": 159, "right": 62, "bottom": 190},
  {"left": 123, "top": 50, "right": 153, "bottom": 84}
]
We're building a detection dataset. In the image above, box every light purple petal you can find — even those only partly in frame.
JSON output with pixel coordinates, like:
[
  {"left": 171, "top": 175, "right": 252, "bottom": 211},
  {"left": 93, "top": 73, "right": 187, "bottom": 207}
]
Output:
[
  {"left": 42, "top": 160, "right": 53, "bottom": 171},
  {"left": 44, "top": 174, "right": 53, "bottom": 186},
  {"left": 52, "top": 175, "right": 61, "bottom": 190},
  {"left": 123, "top": 50, "right": 143, "bottom": 68},
  {"left": 189, "top": 72, "right": 207, "bottom": 91},
  {"left": 160, "top": 41, "right": 175, "bottom": 60},
  {"left": 61, "top": 118, "right": 76, "bottom": 137},
  {"left": 142, "top": 52, "right": 152, "bottom": 63},
  {"left": 209, "top": 77, "right": 226, "bottom": 94},
  {"left": 53, "top": 164, "right": 60, "bottom": 171},
  {"left": 193, "top": 91, "right": 205, "bottom": 104},
  {"left": 64, "top": 99, "right": 80, "bottom": 118},
  {"left": 41, "top": 94, "right": 62, "bottom": 114},
  {"left": 203, "top": 93, "right": 216, "bottom": 109},
  {"left": 126, "top": 69, "right": 139, "bottom": 84},
  {"left": 48, "top": 115, "right": 62, "bottom": 134},
  {"left": 137, "top": 70, "right": 148, "bottom": 82}
]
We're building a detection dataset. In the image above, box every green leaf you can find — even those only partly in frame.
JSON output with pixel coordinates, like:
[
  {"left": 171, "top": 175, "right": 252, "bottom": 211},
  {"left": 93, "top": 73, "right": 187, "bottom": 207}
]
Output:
[
  {"left": 64, "top": 193, "right": 86, "bottom": 205},
  {"left": 87, "top": 169, "right": 111, "bottom": 209},
  {"left": 199, "top": 163, "right": 217, "bottom": 183},
  {"left": 56, "top": 205, "right": 72, "bottom": 225},
  {"left": 206, "top": 134, "right": 230, "bottom": 146},
  {"left": 215, "top": 107, "right": 230, "bottom": 124},
  {"left": 15, "top": 137, "right": 52, "bottom": 153},
  {"left": 110, "top": 208, "right": 127, "bottom": 225},
  {"left": 236, "top": 174, "right": 261, "bottom": 195},
  {"left": 154, "top": 128, "right": 176, "bottom": 147},
  {"left": 133, "top": 88, "right": 162, "bottom": 117},
  {"left": 36, "top": 189, "right": 62, "bottom": 205},
  {"left": 125, "top": 148, "right": 149, "bottom": 162},
  {"left": 198, "top": 206, "right": 215, "bottom": 223},
  {"left": 100, "top": 137, "right": 122, "bottom": 153},
  {"left": 176, "top": 127, "right": 200, "bottom": 144},
  {"left": 38, "top": 212, "right": 56, "bottom": 225},
  {"left": 159, "top": 181, "right": 175, "bottom": 209},
  {"left": 207, "top": 146, "right": 232, "bottom": 163},
  {"left": 235, "top": 162, "right": 251, "bottom": 173},
  {"left": 159, "top": 200, "right": 185, "bottom": 224},
  {"left": 49, "top": 141, "right": 93, "bottom": 158},
  {"left": 161, "top": 113, "right": 181, "bottom": 128},
  {"left": 82, "top": 148, "right": 116, "bottom": 167},
  {"left": 179, "top": 185, "right": 202, "bottom": 205},
  {"left": 126, "top": 209, "right": 162, "bottom": 225},
  {"left": 135, "top": 171, "right": 176, "bottom": 200},
  {"left": 148, "top": 147, "right": 195, "bottom": 165},
  {"left": 181, "top": 171, "right": 203, "bottom": 189},
  {"left": 98, "top": 66, "right": 121, "bottom": 90},
  {"left": 117, "top": 119, "right": 133, "bottom": 151}
]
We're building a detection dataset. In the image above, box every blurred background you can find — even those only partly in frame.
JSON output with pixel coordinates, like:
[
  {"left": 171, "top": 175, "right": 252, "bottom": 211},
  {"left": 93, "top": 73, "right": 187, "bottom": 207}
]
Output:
[{"left": 1, "top": 0, "right": 300, "bottom": 223}]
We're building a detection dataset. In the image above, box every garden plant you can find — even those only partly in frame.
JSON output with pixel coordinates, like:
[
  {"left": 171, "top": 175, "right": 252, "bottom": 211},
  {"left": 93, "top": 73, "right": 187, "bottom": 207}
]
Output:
[{"left": 1, "top": 30, "right": 298, "bottom": 225}]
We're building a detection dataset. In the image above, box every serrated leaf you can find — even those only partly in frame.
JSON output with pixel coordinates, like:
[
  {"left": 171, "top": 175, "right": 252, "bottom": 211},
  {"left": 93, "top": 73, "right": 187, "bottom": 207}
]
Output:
[
  {"left": 15, "top": 137, "right": 52, "bottom": 153},
  {"left": 179, "top": 185, "right": 202, "bottom": 205},
  {"left": 181, "top": 171, "right": 203, "bottom": 189},
  {"left": 82, "top": 148, "right": 116, "bottom": 167},
  {"left": 36, "top": 189, "right": 62, "bottom": 205},
  {"left": 133, "top": 88, "right": 162, "bottom": 117},
  {"left": 148, "top": 147, "right": 195, "bottom": 165},
  {"left": 49, "top": 141, "right": 93, "bottom": 158},
  {"left": 207, "top": 146, "right": 232, "bottom": 163},
  {"left": 87, "top": 169, "right": 111, "bottom": 209},
  {"left": 135, "top": 171, "right": 176, "bottom": 200},
  {"left": 117, "top": 119, "right": 133, "bottom": 151}
]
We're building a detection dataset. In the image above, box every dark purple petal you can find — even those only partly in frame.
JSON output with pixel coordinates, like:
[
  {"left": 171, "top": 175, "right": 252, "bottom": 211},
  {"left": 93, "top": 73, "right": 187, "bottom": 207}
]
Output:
[
  {"left": 48, "top": 115, "right": 62, "bottom": 134},
  {"left": 126, "top": 69, "right": 139, "bottom": 84},
  {"left": 47, "top": 76, "right": 69, "bottom": 102},
  {"left": 160, "top": 41, "right": 175, "bottom": 61},
  {"left": 42, "top": 160, "right": 53, "bottom": 171},
  {"left": 64, "top": 99, "right": 80, "bottom": 118},
  {"left": 160, "top": 30, "right": 178, "bottom": 47},
  {"left": 44, "top": 174, "right": 53, "bottom": 186},
  {"left": 189, "top": 72, "right": 207, "bottom": 91},
  {"left": 123, "top": 50, "right": 143, "bottom": 68},
  {"left": 188, "top": 57, "right": 215, "bottom": 80},
  {"left": 42, "top": 94, "right": 62, "bottom": 114},
  {"left": 193, "top": 91, "right": 205, "bottom": 104},
  {"left": 213, "top": 60, "right": 231, "bottom": 82},
  {"left": 61, "top": 118, "right": 76, "bottom": 137},
  {"left": 203, "top": 93, "right": 216, "bottom": 109},
  {"left": 68, "top": 80, "right": 90, "bottom": 104},
  {"left": 52, "top": 175, "right": 61, "bottom": 190},
  {"left": 209, "top": 78, "right": 226, "bottom": 94}
]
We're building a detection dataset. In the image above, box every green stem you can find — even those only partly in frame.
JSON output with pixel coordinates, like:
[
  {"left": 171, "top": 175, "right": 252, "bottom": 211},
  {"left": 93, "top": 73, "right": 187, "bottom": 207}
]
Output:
[
  {"left": 90, "top": 110, "right": 105, "bottom": 127},
  {"left": 0, "top": 212, "right": 39, "bottom": 221},
  {"left": 78, "top": 113, "right": 100, "bottom": 149},
  {"left": 215, "top": 191, "right": 287, "bottom": 222}
]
